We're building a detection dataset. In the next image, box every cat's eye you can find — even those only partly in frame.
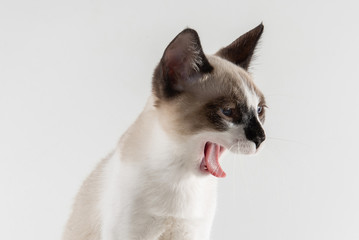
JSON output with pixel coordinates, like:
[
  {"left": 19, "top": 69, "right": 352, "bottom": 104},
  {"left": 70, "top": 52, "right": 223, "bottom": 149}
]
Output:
[
  {"left": 221, "top": 107, "right": 233, "bottom": 117},
  {"left": 257, "top": 106, "right": 263, "bottom": 115}
]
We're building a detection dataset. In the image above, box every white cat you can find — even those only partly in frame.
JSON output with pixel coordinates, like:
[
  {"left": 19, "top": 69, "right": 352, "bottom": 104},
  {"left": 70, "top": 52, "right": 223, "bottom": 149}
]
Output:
[{"left": 63, "top": 23, "right": 266, "bottom": 240}]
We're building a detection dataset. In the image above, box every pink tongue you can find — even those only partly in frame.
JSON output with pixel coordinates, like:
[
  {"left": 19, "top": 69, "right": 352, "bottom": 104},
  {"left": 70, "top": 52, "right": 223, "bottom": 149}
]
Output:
[{"left": 205, "top": 142, "right": 226, "bottom": 178}]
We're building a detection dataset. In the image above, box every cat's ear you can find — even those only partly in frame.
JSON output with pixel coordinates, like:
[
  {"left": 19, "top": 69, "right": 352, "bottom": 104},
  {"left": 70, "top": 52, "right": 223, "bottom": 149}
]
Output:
[
  {"left": 153, "top": 28, "right": 213, "bottom": 99},
  {"left": 216, "top": 23, "right": 264, "bottom": 70}
]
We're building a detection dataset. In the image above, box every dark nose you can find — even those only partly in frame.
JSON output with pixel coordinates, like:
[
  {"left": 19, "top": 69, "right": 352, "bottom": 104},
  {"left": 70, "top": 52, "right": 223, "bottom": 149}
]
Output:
[{"left": 244, "top": 117, "right": 266, "bottom": 148}]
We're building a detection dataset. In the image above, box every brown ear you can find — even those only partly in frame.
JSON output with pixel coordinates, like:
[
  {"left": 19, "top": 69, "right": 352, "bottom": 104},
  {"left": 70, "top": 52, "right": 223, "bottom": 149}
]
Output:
[
  {"left": 153, "top": 28, "right": 213, "bottom": 99},
  {"left": 216, "top": 23, "right": 264, "bottom": 70}
]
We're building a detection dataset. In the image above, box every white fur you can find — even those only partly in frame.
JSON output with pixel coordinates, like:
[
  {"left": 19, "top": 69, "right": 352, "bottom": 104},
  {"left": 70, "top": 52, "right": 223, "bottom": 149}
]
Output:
[{"left": 99, "top": 97, "right": 218, "bottom": 240}]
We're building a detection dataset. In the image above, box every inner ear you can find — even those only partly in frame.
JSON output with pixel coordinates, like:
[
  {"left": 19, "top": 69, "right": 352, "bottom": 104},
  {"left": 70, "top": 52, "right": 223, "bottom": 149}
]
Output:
[
  {"left": 216, "top": 23, "right": 264, "bottom": 70},
  {"left": 158, "top": 28, "right": 213, "bottom": 98}
]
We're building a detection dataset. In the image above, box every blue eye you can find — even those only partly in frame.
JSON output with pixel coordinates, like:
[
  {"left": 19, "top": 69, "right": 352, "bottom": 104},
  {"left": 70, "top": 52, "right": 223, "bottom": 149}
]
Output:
[
  {"left": 221, "top": 108, "right": 233, "bottom": 117},
  {"left": 257, "top": 106, "right": 263, "bottom": 114}
]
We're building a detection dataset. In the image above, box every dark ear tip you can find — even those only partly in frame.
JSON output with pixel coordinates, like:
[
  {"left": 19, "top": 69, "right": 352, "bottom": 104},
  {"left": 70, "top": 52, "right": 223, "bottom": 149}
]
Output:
[
  {"left": 179, "top": 28, "right": 199, "bottom": 36},
  {"left": 173, "top": 28, "right": 201, "bottom": 45},
  {"left": 255, "top": 22, "right": 264, "bottom": 34}
]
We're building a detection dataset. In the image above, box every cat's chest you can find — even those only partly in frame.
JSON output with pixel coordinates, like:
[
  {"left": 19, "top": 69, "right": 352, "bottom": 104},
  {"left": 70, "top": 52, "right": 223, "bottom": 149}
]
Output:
[{"left": 136, "top": 174, "right": 218, "bottom": 218}]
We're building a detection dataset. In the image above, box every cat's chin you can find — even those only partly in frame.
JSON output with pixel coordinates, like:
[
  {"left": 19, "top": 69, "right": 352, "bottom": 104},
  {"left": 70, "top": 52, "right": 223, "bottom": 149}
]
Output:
[{"left": 227, "top": 140, "right": 257, "bottom": 155}]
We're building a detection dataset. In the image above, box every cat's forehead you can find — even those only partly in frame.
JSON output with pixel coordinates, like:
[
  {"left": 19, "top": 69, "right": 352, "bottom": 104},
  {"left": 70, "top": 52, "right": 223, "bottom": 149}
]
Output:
[{"left": 194, "top": 55, "right": 264, "bottom": 107}]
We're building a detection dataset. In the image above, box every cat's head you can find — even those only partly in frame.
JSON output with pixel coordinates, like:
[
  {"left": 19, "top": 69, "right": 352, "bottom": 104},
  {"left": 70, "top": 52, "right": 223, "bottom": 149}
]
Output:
[{"left": 152, "top": 24, "right": 266, "bottom": 177}]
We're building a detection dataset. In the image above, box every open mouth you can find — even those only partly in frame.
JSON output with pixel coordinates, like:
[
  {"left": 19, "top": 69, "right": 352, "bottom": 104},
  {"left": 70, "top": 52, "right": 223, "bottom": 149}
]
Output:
[{"left": 200, "top": 142, "right": 226, "bottom": 178}]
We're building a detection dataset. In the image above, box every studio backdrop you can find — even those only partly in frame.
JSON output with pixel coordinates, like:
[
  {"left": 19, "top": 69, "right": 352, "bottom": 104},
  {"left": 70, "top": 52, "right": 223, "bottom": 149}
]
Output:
[{"left": 0, "top": 0, "right": 358, "bottom": 239}]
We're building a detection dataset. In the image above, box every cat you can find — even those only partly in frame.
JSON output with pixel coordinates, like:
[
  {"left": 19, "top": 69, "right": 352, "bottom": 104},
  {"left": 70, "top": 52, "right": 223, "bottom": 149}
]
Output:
[{"left": 63, "top": 23, "right": 266, "bottom": 240}]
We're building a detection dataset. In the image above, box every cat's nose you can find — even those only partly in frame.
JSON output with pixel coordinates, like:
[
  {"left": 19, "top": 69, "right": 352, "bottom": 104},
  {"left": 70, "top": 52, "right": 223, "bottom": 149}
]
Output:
[{"left": 244, "top": 117, "right": 266, "bottom": 148}]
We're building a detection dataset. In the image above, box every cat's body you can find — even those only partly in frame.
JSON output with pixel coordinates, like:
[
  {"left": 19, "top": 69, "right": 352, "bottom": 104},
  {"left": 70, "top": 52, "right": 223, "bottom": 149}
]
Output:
[{"left": 63, "top": 24, "right": 266, "bottom": 240}]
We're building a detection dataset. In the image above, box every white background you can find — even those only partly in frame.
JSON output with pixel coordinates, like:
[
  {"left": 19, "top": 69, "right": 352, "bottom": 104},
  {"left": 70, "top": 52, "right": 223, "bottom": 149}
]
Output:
[{"left": 1, "top": 0, "right": 359, "bottom": 239}]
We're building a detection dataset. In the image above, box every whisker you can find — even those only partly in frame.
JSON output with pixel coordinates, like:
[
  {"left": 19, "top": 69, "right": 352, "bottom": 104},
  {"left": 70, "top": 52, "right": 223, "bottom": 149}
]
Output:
[
  {"left": 227, "top": 142, "right": 238, "bottom": 152},
  {"left": 265, "top": 93, "right": 298, "bottom": 99},
  {"left": 267, "top": 136, "right": 311, "bottom": 147}
]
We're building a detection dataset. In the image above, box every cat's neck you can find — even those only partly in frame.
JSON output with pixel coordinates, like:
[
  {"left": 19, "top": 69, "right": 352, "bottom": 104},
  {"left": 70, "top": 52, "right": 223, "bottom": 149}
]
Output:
[{"left": 117, "top": 96, "right": 204, "bottom": 178}]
